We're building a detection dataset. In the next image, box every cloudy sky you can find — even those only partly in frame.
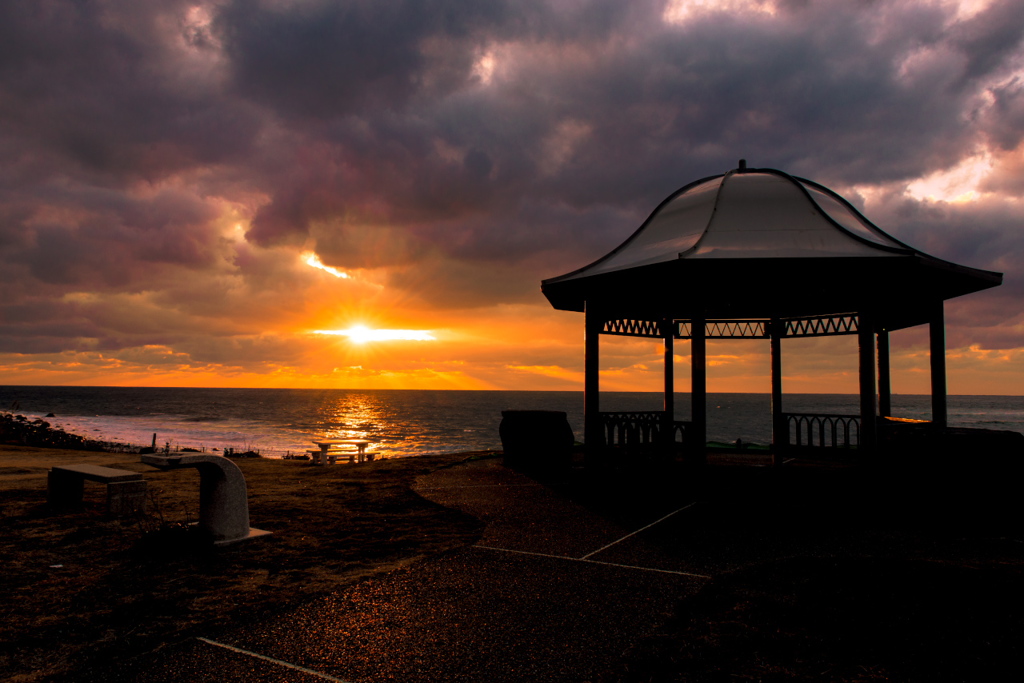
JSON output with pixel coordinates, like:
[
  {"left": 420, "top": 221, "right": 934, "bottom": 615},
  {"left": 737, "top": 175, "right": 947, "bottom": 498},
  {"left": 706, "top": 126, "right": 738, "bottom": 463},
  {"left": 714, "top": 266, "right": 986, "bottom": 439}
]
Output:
[{"left": 1, "top": 0, "right": 1021, "bottom": 395}]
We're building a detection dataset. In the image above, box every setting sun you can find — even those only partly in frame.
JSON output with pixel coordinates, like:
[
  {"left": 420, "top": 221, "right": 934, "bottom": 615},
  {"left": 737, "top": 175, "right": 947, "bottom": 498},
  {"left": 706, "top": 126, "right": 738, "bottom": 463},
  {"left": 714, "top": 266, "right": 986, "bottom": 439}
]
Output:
[{"left": 314, "top": 325, "right": 437, "bottom": 343}]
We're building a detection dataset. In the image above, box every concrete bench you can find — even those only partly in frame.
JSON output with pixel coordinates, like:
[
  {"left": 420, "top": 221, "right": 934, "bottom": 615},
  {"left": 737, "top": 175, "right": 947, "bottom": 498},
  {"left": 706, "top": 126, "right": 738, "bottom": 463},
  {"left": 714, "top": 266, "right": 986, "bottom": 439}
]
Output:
[
  {"left": 48, "top": 464, "right": 147, "bottom": 516},
  {"left": 141, "top": 454, "right": 271, "bottom": 546}
]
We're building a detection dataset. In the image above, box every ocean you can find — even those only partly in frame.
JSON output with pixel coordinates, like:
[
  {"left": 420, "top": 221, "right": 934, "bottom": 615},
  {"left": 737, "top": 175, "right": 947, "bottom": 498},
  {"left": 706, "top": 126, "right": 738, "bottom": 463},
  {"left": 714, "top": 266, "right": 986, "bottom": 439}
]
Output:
[{"left": 2, "top": 386, "right": 1022, "bottom": 458}]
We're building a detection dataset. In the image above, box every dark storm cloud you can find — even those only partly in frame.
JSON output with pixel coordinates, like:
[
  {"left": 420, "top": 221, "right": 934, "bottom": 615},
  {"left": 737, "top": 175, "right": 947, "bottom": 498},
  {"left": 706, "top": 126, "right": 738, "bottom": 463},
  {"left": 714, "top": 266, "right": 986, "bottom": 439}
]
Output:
[
  {"left": 0, "top": 297, "right": 102, "bottom": 350},
  {"left": 0, "top": 0, "right": 261, "bottom": 180},
  {"left": 0, "top": 0, "right": 1022, "bottom": 361},
  {"left": 230, "top": 0, "right": 1023, "bottom": 259},
  {"left": 214, "top": 0, "right": 650, "bottom": 120},
  {"left": 0, "top": 0, "right": 263, "bottom": 333},
  {"left": 863, "top": 189, "right": 1024, "bottom": 352},
  {"left": 8, "top": 187, "right": 222, "bottom": 289},
  {"left": 215, "top": 0, "right": 495, "bottom": 119},
  {"left": 949, "top": 0, "right": 1024, "bottom": 85},
  {"left": 871, "top": 191, "right": 1024, "bottom": 300},
  {"left": 982, "top": 77, "right": 1024, "bottom": 151}
]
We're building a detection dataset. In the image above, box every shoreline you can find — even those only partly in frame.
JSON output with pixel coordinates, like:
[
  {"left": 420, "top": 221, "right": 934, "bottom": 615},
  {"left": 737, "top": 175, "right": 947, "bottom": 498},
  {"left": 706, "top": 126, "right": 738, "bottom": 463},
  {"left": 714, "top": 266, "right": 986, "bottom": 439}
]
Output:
[
  {"left": 5, "top": 388, "right": 1024, "bottom": 464},
  {"left": 1, "top": 411, "right": 302, "bottom": 459},
  {"left": 0, "top": 412, "right": 118, "bottom": 452}
]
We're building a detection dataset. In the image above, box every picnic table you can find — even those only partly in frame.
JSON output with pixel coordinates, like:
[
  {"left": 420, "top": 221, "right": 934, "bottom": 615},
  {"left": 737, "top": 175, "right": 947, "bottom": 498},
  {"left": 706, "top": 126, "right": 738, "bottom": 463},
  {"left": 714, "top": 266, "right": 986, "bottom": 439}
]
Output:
[
  {"left": 47, "top": 463, "right": 147, "bottom": 516},
  {"left": 310, "top": 439, "right": 373, "bottom": 465}
]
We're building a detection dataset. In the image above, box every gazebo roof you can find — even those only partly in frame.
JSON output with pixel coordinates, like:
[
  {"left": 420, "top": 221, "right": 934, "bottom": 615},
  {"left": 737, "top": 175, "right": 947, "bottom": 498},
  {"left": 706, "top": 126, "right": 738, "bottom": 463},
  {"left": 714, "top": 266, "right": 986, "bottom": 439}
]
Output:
[{"left": 542, "top": 164, "right": 1002, "bottom": 330}]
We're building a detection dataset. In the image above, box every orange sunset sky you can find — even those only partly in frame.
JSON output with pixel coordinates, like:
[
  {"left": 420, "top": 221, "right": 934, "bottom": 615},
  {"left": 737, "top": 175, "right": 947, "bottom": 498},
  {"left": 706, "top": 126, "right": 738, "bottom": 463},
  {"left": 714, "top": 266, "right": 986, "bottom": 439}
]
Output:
[{"left": 1, "top": 0, "right": 1022, "bottom": 395}]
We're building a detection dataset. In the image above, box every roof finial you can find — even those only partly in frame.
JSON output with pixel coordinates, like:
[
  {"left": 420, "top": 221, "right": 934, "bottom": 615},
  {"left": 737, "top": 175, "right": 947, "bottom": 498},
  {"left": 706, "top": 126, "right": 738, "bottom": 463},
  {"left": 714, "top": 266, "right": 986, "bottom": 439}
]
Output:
[{"left": 738, "top": 159, "right": 747, "bottom": 172}]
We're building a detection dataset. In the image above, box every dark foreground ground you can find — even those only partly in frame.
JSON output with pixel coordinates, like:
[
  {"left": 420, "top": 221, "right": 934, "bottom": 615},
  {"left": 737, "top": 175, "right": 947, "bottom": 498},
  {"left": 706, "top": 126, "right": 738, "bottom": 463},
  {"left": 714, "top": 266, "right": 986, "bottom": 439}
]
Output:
[
  {"left": 0, "top": 447, "right": 485, "bottom": 682},
  {"left": 2, "top": 443, "right": 1022, "bottom": 682},
  {"left": 578, "top": 458, "right": 1024, "bottom": 682}
]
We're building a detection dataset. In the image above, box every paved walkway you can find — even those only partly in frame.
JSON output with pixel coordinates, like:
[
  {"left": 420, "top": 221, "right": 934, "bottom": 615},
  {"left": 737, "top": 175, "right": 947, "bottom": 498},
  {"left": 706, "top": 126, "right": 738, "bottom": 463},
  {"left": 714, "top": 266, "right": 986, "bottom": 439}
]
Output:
[{"left": 97, "top": 458, "right": 711, "bottom": 682}]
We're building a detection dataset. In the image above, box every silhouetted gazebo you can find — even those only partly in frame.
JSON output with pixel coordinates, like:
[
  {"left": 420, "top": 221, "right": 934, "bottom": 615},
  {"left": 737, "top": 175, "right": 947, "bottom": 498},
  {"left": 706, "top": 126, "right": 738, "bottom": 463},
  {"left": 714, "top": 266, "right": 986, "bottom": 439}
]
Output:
[{"left": 542, "top": 162, "right": 1002, "bottom": 461}]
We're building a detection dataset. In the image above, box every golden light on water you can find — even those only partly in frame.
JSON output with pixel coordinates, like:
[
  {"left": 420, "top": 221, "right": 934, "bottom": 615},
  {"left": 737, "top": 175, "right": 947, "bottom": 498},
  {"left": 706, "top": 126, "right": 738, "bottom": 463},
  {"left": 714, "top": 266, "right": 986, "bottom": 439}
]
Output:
[
  {"left": 315, "top": 325, "right": 437, "bottom": 343},
  {"left": 303, "top": 252, "right": 350, "bottom": 278}
]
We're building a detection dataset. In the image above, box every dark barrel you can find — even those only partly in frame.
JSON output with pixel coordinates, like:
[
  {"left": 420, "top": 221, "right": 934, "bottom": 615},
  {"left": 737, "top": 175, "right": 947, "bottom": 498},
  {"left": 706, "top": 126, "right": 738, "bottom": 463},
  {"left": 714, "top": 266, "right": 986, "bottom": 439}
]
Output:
[{"left": 499, "top": 410, "right": 574, "bottom": 472}]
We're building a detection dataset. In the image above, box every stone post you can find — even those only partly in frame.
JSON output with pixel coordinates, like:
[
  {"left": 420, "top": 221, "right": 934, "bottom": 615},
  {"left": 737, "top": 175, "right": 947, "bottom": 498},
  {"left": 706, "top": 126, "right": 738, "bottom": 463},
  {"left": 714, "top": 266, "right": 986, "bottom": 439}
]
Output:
[{"left": 142, "top": 454, "right": 271, "bottom": 546}]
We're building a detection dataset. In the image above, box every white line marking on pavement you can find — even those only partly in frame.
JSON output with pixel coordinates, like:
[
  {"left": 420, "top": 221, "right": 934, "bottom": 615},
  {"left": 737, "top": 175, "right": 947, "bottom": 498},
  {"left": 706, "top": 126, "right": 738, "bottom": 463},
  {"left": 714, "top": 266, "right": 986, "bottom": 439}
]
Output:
[
  {"left": 415, "top": 483, "right": 538, "bottom": 491},
  {"left": 197, "top": 637, "right": 351, "bottom": 682},
  {"left": 473, "top": 545, "right": 711, "bottom": 579},
  {"left": 580, "top": 502, "right": 698, "bottom": 559}
]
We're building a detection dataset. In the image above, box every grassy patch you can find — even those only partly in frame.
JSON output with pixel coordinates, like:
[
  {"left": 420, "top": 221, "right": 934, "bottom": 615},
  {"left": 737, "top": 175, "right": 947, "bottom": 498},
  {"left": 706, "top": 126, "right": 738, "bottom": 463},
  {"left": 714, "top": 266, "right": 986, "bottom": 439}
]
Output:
[{"left": 0, "top": 446, "right": 488, "bottom": 682}]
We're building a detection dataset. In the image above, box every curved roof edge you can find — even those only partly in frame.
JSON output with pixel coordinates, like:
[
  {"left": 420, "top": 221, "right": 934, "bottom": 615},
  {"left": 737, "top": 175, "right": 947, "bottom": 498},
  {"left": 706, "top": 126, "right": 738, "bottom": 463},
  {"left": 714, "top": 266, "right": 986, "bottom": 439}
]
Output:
[
  {"left": 541, "top": 163, "right": 1003, "bottom": 320},
  {"left": 544, "top": 164, "right": 926, "bottom": 288},
  {"left": 543, "top": 171, "right": 725, "bottom": 286}
]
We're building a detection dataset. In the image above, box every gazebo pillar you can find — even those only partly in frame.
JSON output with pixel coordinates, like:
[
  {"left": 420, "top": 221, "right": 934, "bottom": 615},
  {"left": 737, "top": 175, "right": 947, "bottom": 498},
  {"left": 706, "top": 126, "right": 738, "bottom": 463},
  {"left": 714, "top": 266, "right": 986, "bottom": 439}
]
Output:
[
  {"left": 858, "top": 312, "right": 878, "bottom": 452},
  {"left": 663, "top": 317, "right": 675, "bottom": 452},
  {"left": 770, "top": 318, "right": 784, "bottom": 465},
  {"left": 584, "top": 304, "right": 602, "bottom": 456},
  {"left": 877, "top": 330, "right": 892, "bottom": 418},
  {"left": 691, "top": 314, "right": 707, "bottom": 461},
  {"left": 930, "top": 302, "right": 948, "bottom": 429}
]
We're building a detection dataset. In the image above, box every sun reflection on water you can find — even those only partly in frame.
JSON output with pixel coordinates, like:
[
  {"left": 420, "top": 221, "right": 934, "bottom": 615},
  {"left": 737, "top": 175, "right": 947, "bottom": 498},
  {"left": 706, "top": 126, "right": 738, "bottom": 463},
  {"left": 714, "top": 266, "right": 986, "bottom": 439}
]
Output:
[{"left": 313, "top": 393, "right": 394, "bottom": 452}]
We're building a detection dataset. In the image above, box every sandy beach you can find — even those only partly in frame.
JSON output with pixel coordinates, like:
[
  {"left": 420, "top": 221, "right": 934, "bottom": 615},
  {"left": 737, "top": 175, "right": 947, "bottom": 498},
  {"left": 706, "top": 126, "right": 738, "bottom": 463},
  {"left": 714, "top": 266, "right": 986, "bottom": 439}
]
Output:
[{"left": 3, "top": 442, "right": 1023, "bottom": 682}]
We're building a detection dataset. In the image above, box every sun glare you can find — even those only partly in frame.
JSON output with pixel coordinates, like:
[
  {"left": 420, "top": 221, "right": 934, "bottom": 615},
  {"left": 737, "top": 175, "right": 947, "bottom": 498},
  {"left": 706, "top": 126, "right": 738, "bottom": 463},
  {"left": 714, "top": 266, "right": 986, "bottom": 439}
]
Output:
[
  {"left": 906, "top": 153, "right": 993, "bottom": 203},
  {"left": 315, "top": 325, "right": 437, "bottom": 343},
  {"left": 951, "top": 0, "right": 995, "bottom": 21},
  {"left": 663, "top": 0, "right": 777, "bottom": 24},
  {"left": 303, "top": 252, "right": 350, "bottom": 278},
  {"left": 473, "top": 51, "right": 497, "bottom": 84}
]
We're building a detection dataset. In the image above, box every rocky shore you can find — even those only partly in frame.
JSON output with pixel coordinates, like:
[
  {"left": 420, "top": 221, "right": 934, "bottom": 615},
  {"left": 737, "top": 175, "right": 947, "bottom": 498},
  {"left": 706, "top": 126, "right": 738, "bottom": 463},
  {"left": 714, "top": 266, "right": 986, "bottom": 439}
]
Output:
[{"left": 0, "top": 412, "right": 115, "bottom": 451}]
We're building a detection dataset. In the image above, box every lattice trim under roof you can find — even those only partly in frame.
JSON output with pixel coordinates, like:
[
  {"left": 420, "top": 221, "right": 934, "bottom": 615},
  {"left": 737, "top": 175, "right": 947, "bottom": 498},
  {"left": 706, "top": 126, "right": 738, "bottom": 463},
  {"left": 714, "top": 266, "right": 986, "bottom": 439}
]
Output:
[{"left": 602, "top": 315, "right": 861, "bottom": 339}]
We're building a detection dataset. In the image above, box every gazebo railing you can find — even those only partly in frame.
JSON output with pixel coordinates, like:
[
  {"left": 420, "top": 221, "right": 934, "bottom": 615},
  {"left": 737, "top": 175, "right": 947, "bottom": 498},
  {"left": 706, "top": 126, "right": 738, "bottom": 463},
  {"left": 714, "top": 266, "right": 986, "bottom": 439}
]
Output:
[
  {"left": 600, "top": 411, "right": 690, "bottom": 449},
  {"left": 783, "top": 413, "right": 860, "bottom": 449}
]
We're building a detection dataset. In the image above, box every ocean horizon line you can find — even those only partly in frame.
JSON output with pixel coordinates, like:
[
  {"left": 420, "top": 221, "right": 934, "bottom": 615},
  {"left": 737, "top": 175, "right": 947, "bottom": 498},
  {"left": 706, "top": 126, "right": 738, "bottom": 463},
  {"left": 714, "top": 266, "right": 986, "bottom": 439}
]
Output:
[
  {"left": 2, "top": 386, "right": 1021, "bottom": 458},
  {"left": 2, "top": 384, "right": 1021, "bottom": 398}
]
